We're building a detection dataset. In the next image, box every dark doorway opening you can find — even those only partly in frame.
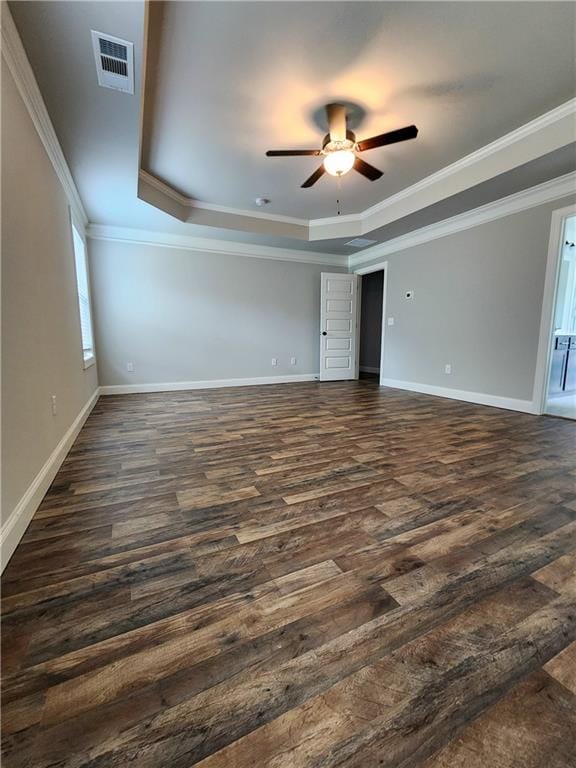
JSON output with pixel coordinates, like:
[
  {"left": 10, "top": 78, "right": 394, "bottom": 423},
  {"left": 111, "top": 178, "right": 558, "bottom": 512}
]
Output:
[{"left": 359, "top": 270, "right": 384, "bottom": 381}]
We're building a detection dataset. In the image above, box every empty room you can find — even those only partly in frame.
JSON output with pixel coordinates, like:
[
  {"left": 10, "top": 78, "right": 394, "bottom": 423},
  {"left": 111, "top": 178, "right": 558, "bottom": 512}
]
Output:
[{"left": 2, "top": 1, "right": 576, "bottom": 766}]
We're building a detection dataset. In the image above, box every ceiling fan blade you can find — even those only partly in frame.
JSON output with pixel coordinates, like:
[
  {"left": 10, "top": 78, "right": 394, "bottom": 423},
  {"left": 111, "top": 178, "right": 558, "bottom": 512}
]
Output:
[
  {"left": 353, "top": 157, "right": 383, "bottom": 181},
  {"left": 326, "top": 103, "right": 347, "bottom": 143},
  {"left": 301, "top": 165, "right": 326, "bottom": 188},
  {"left": 356, "top": 125, "right": 418, "bottom": 152},
  {"left": 266, "top": 149, "right": 321, "bottom": 157}
]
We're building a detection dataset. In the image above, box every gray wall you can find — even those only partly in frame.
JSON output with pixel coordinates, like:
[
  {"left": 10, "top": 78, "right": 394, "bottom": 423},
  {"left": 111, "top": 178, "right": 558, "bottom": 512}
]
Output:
[
  {"left": 89, "top": 239, "right": 343, "bottom": 385},
  {"left": 359, "top": 270, "right": 384, "bottom": 370},
  {"left": 1, "top": 65, "right": 99, "bottom": 525},
  {"left": 361, "top": 195, "right": 576, "bottom": 402},
  {"left": 90, "top": 196, "right": 575, "bottom": 401}
]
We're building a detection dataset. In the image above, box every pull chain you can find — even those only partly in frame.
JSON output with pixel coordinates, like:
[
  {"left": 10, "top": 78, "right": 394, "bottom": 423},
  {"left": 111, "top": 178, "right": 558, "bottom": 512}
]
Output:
[{"left": 336, "top": 175, "right": 342, "bottom": 216}]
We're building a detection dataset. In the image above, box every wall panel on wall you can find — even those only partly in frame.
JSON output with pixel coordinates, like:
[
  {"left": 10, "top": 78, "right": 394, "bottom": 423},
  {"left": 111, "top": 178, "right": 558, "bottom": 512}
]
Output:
[{"left": 89, "top": 239, "right": 345, "bottom": 387}]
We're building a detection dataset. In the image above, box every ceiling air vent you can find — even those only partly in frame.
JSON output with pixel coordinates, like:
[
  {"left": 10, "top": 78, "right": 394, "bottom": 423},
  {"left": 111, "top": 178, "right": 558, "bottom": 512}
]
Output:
[
  {"left": 91, "top": 31, "right": 134, "bottom": 94},
  {"left": 345, "top": 238, "right": 378, "bottom": 248}
]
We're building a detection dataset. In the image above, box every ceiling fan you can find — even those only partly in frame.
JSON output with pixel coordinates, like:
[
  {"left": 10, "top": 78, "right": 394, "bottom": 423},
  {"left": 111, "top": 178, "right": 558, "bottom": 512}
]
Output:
[{"left": 265, "top": 104, "right": 418, "bottom": 188}]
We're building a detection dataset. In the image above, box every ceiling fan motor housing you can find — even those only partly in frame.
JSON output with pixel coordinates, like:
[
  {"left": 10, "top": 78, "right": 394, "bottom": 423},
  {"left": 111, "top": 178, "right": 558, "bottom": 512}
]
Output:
[{"left": 322, "top": 130, "right": 357, "bottom": 154}]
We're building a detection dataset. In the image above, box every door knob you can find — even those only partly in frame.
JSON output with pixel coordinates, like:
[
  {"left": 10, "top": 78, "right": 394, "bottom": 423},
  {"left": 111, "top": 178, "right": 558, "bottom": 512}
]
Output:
[{"left": 322, "top": 331, "right": 327, "bottom": 336}]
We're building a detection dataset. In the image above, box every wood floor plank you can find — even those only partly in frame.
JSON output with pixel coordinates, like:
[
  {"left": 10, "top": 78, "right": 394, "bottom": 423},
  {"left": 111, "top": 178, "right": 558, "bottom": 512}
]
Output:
[
  {"left": 2, "top": 380, "right": 575, "bottom": 767},
  {"left": 544, "top": 641, "right": 576, "bottom": 695},
  {"left": 48, "top": 522, "right": 575, "bottom": 767},
  {"left": 309, "top": 595, "right": 576, "bottom": 768},
  {"left": 422, "top": 669, "right": 576, "bottom": 768}
]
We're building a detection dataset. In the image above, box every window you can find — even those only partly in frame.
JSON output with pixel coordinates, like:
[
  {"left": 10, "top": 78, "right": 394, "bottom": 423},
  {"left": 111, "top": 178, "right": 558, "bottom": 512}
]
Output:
[{"left": 71, "top": 221, "right": 95, "bottom": 368}]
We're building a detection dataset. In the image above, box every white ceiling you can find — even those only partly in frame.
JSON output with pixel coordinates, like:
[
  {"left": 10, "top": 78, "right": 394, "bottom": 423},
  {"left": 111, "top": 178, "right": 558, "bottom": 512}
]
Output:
[
  {"left": 146, "top": 1, "right": 576, "bottom": 219},
  {"left": 10, "top": 1, "right": 576, "bottom": 256}
]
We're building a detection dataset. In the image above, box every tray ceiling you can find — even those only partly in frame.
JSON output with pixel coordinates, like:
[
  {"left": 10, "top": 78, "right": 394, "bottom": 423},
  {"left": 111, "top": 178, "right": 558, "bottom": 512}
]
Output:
[
  {"left": 10, "top": 0, "right": 576, "bottom": 253},
  {"left": 143, "top": 1, "right": 576, "bottom": 221}
]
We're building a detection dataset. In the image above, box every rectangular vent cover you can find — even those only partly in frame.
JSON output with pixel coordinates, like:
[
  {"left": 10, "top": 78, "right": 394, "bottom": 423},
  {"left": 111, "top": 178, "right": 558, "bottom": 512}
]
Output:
[
  {"left": 345, "top": 238, "right": 378, "bottom": 248},
  {"left": 91, "top": 31, "right": 134, "bottom": 93}
]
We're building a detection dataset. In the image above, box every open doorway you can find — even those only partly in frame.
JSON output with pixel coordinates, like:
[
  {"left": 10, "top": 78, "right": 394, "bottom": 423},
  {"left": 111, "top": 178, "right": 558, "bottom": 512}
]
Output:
[
  {"left": 545, "top": 213, "right": 576, "bottom": 419},
  {"left": 359, "top": 269, "right": 385, "bottom": 381}
]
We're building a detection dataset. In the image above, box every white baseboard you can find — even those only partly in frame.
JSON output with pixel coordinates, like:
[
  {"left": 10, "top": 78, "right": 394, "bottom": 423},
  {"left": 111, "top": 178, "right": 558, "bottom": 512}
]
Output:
[
  {"left": 100, "top": 374, "right": 320, "bottom": 395},
  {"left": 1, "top": 388, "right": 100, "bottom": 572},
  {"left": 360, "top": 366, "right": 380, "bottom": 374},
  {"left": 380, "top": 378, "right": 538, "bottom": 414}
]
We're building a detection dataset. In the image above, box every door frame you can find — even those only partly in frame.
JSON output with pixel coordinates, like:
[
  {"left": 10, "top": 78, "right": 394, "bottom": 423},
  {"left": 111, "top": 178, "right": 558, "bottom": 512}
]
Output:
[
  {"left": 353, "top": 260, "right": 389, "bottom": 386},
  {"left": 533, "top": 203, "right": 576, "bottom": 414}
]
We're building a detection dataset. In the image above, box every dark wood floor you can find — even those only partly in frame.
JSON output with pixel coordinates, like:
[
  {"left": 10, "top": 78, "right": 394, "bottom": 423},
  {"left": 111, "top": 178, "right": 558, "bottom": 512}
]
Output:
[{"left": 2, "top": 380, "right": 576, "bottom": 767}]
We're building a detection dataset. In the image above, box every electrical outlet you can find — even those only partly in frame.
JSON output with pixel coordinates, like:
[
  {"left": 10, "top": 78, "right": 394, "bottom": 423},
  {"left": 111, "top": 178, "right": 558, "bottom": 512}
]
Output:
[
  {"left": 51, "top": 395, "right": 57, "bottom": 415},
  {"left": 127, "top": 362, "right": 134, "bottom": 372},
  {"left": 387, "top": 317, "right": 395, "bottom": 326},
  {"left": 271, "top": 358, "right": 278, "bottom": 367},
  {"left": 290, "top": 357, "right": 297, "bottom": 366},
  {"left": 444, "top": 364, "right": 452, "bottom": 375}
]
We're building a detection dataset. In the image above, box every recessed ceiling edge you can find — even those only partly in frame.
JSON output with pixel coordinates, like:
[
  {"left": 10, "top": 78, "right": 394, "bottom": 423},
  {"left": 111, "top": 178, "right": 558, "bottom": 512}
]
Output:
[{"left": 137, "top": 5, "right": 576, "bottom": 242}]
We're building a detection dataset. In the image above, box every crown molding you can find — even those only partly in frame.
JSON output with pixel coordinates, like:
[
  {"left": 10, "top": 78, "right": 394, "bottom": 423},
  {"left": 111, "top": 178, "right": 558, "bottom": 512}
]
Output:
[
  {"left": 349, "top": 171, "right": 576, "bottom": 267},
  {"left": 361, "top": 99, "right": 576, "bottom": 222},
  {"left": 139, "top": 3, "right": 576, "bottom": 242},
  {"left": 139, "top": 170, "right": 190, "bottom": 207},
  {"left": 88, "top": 172, "right": 575, "bottom": 270},
  {"left": 140, "top": 171, "right": 308, "bottom": 226},
  {"left": 86, "top": 224, "right": 348, "bottom": 267},
  {"left": 1, "top": 4, "right": 88, "bottom": 227},
  {"left": 138, "top": 170, "right": 311, "bottom": 239},
  {"left": 139, "top": 94, "right": 576, "bottom": 240},
  {"left": 138, "top": 3, "right": 576, "bottom": 246},
  {"left": 310, "top": 99, "right": 576, "bottom": 240},
  {"left": 6, "top": 0, "right": 572, "bottom": 249}
]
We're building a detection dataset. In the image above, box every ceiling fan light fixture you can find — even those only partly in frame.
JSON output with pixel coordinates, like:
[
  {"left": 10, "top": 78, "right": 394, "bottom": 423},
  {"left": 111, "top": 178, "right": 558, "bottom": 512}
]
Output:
[
  {"left": 265, "top": 104, "right": 416, "bottom": 187},
  {"left": 323, "top": 149, "right": 355, "bottom": 177}
]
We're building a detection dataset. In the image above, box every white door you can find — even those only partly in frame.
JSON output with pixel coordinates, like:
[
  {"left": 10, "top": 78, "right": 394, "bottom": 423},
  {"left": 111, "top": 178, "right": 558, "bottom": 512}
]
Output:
[{"left": 320, "top": 272, "right": 359, "bottom": 381}]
